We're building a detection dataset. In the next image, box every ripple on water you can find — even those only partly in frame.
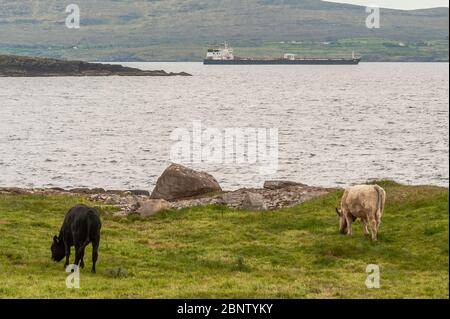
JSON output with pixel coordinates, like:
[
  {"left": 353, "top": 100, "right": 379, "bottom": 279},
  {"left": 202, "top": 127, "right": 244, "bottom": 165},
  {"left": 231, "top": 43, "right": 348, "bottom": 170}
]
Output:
[{"left": 0, "top": 63, "right": 448, "bottom": 189}]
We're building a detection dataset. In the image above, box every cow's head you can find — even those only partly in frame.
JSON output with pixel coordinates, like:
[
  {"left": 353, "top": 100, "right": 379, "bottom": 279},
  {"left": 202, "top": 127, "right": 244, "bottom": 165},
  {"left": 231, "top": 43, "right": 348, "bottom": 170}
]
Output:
[
  {"left": 51, "top": 235, "right": 65, "bottom": 262},
  {"left": 335, "top": 208, "right": 347, "bottom": 234},
  {"left": 335, "top": 208, "right": 357, "bottom": 234}
]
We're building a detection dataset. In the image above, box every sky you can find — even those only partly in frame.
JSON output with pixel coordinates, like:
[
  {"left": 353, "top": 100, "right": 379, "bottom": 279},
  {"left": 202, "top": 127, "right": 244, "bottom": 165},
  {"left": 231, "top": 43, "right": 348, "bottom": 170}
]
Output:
[{"left": 324, "top": 0, "right": 449, "bottom": 10}]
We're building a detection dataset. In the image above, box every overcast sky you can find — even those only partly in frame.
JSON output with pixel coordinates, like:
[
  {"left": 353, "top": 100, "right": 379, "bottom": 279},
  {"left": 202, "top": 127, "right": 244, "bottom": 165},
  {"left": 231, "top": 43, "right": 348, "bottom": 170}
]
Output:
[{"left": 324, "top": 0, "right": 449, "bottom": 10}]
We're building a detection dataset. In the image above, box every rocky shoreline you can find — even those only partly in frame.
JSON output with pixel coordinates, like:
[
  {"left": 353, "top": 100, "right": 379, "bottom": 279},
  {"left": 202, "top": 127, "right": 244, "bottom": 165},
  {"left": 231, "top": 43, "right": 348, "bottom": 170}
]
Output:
[
  {"left": 0, "top": 183, "right": 335, "bottom": 217},
  {"left": 0, "top": 54, "right": 191, "bottom": 77},
  {"left": 0, "top": 164, "right": 337, "bottom": 217}
]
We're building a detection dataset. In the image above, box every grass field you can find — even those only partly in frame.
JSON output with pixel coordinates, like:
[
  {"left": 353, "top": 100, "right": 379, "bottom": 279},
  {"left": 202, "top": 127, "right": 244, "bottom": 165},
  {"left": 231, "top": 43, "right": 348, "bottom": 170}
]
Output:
[
  {"left": 255, "top": 38, "right": 449, "bottom": 62},
  {"left": 0, "top": 180, "right": 448, "bottom": 298}
]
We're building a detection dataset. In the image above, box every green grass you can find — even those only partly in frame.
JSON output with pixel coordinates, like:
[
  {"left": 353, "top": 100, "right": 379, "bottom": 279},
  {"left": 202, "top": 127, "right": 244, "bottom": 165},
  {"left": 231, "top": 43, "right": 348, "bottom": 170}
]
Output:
[
  {"left": 0, "top": 180, "right": 448, "bottom": 298},
  {"left": 241, "top": 38, "right": 449, "bottom": 62}
]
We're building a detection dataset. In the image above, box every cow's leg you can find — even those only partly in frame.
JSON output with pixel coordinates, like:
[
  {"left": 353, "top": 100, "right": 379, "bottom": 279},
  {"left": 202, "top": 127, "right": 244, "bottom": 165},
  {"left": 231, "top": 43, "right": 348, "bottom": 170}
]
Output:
[
  {"left": 79, "top": 244, "right": 86, "bottom": 269},
  {"left": 361, "top": 218, "right": 369, "bottom": 236},
  {"left": 79, "top": 240, "right": 90, "bottom": 269},
  {"left": 376, "top": 215, "right": 382, "bottom": 228},
  {"left": 344, "top": 212, "right": 353, "bottom": 236},
  {"left": 73, "top": 244, "right": 81, "bottom": 266},
  {"left": 91, "top": 236, "right": 99, "bottom": 273},
  {"left": 369, "top": 217, "right": 378, "bottom": 241},
  {"left": 80, "top": 255, "right": 85, "bottom": 269},
  {"left": 64, "top": 243, "right": 71, "bottom": 269},
  {"left": 74, "top": 242, "right": 87, "bottom": 268}
]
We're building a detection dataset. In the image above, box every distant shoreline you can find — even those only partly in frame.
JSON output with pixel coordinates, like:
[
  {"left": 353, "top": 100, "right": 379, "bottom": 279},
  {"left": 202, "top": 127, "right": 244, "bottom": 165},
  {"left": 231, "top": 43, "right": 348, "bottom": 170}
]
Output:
[
  {"left": 105, "top": 60, "right": 449, "bottom": 63},
  {"left": 0, "top": 54, "right": 191, "bottom": 77}
]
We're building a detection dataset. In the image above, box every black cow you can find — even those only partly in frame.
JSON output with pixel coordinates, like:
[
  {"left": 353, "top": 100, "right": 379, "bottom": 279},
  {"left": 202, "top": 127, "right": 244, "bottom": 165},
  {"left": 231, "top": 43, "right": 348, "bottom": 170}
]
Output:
[{"left": 51, "top": 204, "right": 101, "bottom": 273}]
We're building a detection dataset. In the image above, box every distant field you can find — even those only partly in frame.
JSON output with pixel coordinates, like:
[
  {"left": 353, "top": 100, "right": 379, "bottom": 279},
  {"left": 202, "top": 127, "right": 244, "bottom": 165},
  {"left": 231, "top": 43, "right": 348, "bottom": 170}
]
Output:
[
  {"left": 0, "top": 180, "right": 448, "bottom": 298},
  {"left": 0, "top": 1, "right": 447, "bottom": 62},
  {"left": 0, "top": 38, "right": 448, "bottom": 62},
  {"left": 252, "top": 38, "right": 449, "bottom": 62}
]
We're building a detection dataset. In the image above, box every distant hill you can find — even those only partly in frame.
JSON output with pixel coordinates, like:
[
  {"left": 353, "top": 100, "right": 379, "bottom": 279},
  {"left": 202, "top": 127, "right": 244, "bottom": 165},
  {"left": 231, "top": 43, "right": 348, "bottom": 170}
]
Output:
[{"left": 0, "top": 0, "right": 448, "bottom": 61}]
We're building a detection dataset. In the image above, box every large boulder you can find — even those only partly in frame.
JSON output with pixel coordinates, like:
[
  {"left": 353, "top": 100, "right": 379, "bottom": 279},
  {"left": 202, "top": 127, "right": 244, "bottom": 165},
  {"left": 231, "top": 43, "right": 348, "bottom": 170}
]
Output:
[{"left": 150, "top": 164, "right": 222, "bottom": 200}]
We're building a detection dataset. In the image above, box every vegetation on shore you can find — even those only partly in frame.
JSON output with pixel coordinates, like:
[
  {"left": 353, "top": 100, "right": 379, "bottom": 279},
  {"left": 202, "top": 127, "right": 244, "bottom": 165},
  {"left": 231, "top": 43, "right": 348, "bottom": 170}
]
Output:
[
  {"left": 244, "top": 38, "right": 449, "bottom": 62},
  {"left": 1, "top": 38, "right": 448, "bottom": 62},
  {"left": 0, "top": 1, "right": 447, "bottom": 62},
  {"left": 0, "top": 180, "right": 448, "bottom": 298}
]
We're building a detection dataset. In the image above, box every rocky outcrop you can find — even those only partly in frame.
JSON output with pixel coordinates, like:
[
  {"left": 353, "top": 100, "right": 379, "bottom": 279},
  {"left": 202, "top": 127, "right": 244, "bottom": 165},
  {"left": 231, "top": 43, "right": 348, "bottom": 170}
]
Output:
[
  {"left": 126, "top": 190, "right": 150, "bottom": 196},
  {"left": 263, "top": 180, "right": 308, "bottom": 190},
  {"left": 170, "top": 184, "right": 332, "bottom": 211},
  {"left": 69, "top": 187, "right": 106, "bottom": 194},
  {"left": 0, "top": 54, "right": 191, "bottom": 77},
  {"left": 150, "top": 164, "right": 222, "bottom": 200},
  {"left": 0, "top": 180, "right": 334, "bottom": 216}
]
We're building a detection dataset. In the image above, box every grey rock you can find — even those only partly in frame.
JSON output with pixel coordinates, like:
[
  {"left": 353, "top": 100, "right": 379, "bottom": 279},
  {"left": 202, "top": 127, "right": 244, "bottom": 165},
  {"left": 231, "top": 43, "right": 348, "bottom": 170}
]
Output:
[
  {"left": 91, "top": 188, "right": 106, "bottom": 194},
  {"left": 242, "top": 192, "right": 268, "bottom": 211},
  {"left": 151, "top": 163, "right": 222, "bottom": 200},
  {"left": 170, "top": 184, "right": 331, "bottom": 211},
  {"left": 127, "top": 189, "right": 150, "bottom": 196},
  {"left": 69, "top": 187, "right": 105, "bottom": 194},
  {"left": 104, "top": 197, "right": 118, "bottom": 205},
  {"left": 0, "top": 187, "right": 32, "bottom": 195},
  {"left": 106, "top": 190, "right": 129, "bottom": 195},
  {"left": 263, "top": 180, "right": 308, "bottom": 190},
  {"left": 219, "top": 191, "right": 244, "bottom": 208}
]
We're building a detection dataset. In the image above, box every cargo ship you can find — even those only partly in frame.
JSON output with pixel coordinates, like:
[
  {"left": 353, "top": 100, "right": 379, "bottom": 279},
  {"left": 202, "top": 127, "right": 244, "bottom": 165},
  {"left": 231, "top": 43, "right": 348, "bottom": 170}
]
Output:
[{"left": 203, "top": 42, "right": 360, "bottom": 65}]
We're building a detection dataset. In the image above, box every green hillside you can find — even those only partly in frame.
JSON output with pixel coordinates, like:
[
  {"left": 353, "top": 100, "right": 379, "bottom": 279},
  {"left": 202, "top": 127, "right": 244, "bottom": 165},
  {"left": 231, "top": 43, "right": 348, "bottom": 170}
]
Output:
[
  {"left": 0, "top": 0, "right": 448, "bottom": 61},
  {"left": 0, "top": 181, "right": 448, "bottom": 298}
]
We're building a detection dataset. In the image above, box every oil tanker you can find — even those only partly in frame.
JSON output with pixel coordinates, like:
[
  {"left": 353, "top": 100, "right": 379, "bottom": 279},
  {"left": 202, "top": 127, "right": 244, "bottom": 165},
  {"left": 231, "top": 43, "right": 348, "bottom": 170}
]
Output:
[{"left": 203, "top": 43, "right": 360, "bottom": 65}]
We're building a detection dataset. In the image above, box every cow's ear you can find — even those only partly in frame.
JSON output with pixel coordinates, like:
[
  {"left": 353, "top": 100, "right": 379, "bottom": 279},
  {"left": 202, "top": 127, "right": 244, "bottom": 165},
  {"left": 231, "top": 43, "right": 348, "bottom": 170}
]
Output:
[{"left": 335, "top": 208, "right": 342, "bottom": 217}]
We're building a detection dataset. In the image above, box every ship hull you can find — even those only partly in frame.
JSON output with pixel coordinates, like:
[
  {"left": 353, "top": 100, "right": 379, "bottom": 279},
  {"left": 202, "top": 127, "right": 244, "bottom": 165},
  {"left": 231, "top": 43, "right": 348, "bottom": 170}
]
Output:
[{"left": 204, "top": 58, "right": 360, "bottom": 65}]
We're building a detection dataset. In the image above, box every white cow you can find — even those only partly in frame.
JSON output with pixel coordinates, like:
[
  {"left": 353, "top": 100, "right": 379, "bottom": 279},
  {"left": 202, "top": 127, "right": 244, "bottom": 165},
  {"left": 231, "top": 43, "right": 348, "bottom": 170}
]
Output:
[{"left": 336, "top": 184, "right": 386, "bottom": 241}]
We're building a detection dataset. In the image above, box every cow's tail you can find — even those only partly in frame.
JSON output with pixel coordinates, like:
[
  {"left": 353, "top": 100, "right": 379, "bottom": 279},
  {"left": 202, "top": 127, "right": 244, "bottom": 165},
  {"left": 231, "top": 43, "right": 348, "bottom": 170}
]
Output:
[{"left": 373, "top": 185, "right": 386, "bottom": 221}]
